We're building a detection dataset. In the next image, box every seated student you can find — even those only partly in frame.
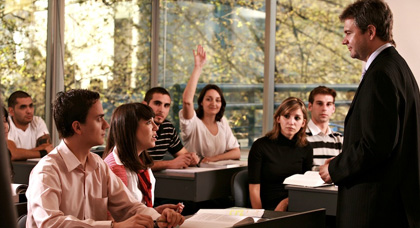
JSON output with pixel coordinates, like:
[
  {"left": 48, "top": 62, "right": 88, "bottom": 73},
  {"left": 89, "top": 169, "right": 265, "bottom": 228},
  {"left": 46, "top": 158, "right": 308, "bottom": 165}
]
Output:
[
  {"left": 143, "top": 87, "right": 199, "bottom": 171},
  {"left": 26, "top": 89, "right": 184, "bottom": 228},
  {"left": 180, "top": 45, "right": 240, "bottom": 163},
  {"left": 248, "top": 97, "right": 313, "bottom": 211},
  {"left": 103, "top": 102, "right": 184, "bottom": 213},
  {"left": 306, "top": 86, "right": 343, "bottom": 170},
  {"left": 7, "top": 90, "right": 53, "bottom": 160}
]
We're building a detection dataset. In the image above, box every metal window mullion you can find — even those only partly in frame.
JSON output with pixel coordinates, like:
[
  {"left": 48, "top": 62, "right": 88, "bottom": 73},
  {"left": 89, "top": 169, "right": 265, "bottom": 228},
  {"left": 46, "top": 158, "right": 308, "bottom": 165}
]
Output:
[
  {"left": 151, "top": 0, "right": 160, "bottom": 88},
  {"left": 45, "top": 0, "right": 65, "bottom": 146},
  {"left": 263, "top": 0, "right": 276, "bottom": 135}
]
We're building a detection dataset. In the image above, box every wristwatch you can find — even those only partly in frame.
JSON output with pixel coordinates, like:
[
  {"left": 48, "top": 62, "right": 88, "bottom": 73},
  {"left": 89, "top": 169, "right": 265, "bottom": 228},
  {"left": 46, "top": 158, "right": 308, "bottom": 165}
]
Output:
[{"left": 39, "top": 149, "right": 47, "bottom": 157}]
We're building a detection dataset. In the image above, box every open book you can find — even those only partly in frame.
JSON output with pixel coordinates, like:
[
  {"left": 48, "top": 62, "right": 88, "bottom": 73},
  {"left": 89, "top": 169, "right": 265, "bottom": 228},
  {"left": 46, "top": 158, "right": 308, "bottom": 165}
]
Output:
[
  {"left": 199, "top": 160, "right": 247, "bottom": 168},
  {"left": 181, "top": 209, "right": 266, "bottom": 228},
  {"left": 283, "top": 171, "right": 331, "bottom": 187}
]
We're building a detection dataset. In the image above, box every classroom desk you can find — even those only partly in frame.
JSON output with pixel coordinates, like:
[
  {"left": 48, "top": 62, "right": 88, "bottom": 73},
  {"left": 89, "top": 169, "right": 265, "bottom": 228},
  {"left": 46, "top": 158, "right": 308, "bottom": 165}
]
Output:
[
  {"left": 11, "top": 149, "right": 105, "bottom": 185},
  {"left": 12, "top": 160, "right": 38, "bottom": 185},
  {"left": 154, "top": 166, "right": 247, "bottom": 202},
  {"left": 182, "top": 208, "right": 326, "bottom": 228},
  {"left": 286, "top": 184, "right": 338, "bottom": 216},
  {"left": 13, "top": 159, "right": 247, "bottom": 203},
  {"left": 238, "top": 209, "right": 326, "bottom": 228}
]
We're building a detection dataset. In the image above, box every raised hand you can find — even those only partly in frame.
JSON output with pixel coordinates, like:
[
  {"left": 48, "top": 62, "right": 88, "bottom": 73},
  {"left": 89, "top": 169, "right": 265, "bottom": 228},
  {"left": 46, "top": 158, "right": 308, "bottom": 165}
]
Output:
[{"left": 193, "top": 45, "right": 207, "bottom": 69}]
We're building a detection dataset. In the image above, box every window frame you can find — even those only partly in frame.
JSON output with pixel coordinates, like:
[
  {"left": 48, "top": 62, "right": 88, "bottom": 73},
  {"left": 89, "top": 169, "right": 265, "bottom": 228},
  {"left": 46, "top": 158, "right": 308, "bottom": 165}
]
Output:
[{"left": 46, "top": 0, "right": 277, "bottom": 145}]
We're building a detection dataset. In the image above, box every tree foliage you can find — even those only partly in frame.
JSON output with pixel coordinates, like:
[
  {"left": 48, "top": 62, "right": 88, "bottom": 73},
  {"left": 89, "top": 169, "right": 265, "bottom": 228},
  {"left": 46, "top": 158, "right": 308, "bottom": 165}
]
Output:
[
  {"left": 0, "top": 0, "right": 360, "bottom": 147},
  {"left": 0, "top": 1, "right": 48, "bottom": 117}
]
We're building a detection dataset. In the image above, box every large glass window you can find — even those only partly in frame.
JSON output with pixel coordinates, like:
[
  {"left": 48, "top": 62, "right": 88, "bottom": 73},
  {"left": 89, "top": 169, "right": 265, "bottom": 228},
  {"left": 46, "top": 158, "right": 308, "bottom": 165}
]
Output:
[
  {"left": 159, "top": 0, "right": 266, "bottom": 148},
  {"left": 64, "top": 0, "right": 153, "bottom": 121},
  {"left": 1, "top": 0, "right": 364, "bottom": 147},
  {"left": 0, "top": 0, "right": 48, "bottom": 118},
  {"left": 275, "top": 0, "right": 361, "bottom": 129}
]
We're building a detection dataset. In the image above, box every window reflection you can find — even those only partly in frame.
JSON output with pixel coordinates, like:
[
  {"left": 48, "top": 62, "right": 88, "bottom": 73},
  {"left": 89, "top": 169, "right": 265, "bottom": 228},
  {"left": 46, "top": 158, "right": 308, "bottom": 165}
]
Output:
[
  {"left": 275, "top": 0, "right": 361, "bottom": 128},
  {"left": 0, "top": 0, "right": 48, "bottom": 118},
  {"left": 0, "top": 0, "right": 363, "bottom": 148},
  {"left": 159, "top": 0, "right": 266, "bottom": 148},
  {"left": 64, "top": 0, "right": 152, "bottom": 121}
]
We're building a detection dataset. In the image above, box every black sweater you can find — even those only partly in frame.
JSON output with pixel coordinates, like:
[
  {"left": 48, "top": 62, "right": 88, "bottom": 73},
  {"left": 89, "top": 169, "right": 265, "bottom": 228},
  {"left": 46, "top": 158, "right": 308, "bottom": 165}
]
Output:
[{"left": 248, "top": 134, "right": 313, "bottom": 210}]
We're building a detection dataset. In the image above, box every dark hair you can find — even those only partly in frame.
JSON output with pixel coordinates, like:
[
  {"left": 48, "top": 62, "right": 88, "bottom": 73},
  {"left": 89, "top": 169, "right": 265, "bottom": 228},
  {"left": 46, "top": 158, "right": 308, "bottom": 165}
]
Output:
[
  {"left": 2, "top": 107, "right": 9, "bottom": 124},
  {"left": 196, "top": 84, "right": 226, "bottom": 121},
  {"left": 53, "top": 89, "right": 100, "bottom": 138},
  {"left": 144, "top": 87, "right": 171, "bottom": 104},
  {"left": 340, "top": 0, "right": 395, "bottom": 46},
  {"left": 2, "top": 107, "right": 13, "bottom": 179},
  {"left": 308, "top": 86, "right": 337, "bottom": 104},
  {"left": 104, "top": 103, "right": 155, "bottom": 172},
  {"left": 266, "top": 97, "right": 309, "bottom": 147},
  {"left": 8, "top": 91, "right": 31, "bottom": 108}
]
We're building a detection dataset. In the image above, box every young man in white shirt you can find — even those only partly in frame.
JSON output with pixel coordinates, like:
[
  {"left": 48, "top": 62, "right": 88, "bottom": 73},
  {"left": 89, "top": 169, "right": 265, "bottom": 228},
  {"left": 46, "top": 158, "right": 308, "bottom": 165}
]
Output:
[
  {"left": 7, "top": 90, "right": 53, "bottom": 160},
  {"left": 306, "top": 86, "right": 343, "bottom": 170},
  {"left": 26, "top": 89, "right": 184, "bottom": 228}
]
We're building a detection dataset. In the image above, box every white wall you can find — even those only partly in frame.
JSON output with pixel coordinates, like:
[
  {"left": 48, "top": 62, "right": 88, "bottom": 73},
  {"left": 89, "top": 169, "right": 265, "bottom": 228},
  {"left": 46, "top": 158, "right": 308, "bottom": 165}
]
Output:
[{"left": 387, "top": 0, "right": 420, "bottom": 86}]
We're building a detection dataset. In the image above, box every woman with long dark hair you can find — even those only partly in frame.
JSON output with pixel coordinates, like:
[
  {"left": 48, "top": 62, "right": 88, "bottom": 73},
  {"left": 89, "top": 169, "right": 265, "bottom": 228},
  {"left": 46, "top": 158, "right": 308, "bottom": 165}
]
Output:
[
  {"left": 180, "top": 45, "right": 240, "bottom": 164},
  {"left": 103, "top": 103, "right": 183, "bottom": 214}
]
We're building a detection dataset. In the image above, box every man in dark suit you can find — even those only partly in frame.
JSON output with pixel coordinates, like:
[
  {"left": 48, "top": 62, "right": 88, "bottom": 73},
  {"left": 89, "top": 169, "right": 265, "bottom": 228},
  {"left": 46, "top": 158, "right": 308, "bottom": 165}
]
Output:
[{"left": 319, "top": 0, "right": 420, "bottom": 227}]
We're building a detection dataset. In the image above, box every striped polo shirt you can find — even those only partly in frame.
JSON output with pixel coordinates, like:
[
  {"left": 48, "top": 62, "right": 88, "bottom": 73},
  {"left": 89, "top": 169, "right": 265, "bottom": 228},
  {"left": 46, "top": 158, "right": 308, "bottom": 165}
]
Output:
[
  {"left": 306, "top": 120, "right": 343, "bottom": 169},
  {"left": 147, "top": 120, "right": 184, "bottom": 161}
]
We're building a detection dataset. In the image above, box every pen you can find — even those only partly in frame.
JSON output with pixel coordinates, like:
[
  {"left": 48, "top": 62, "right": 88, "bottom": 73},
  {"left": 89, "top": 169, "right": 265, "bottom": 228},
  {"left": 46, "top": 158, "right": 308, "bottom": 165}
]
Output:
[{"left": 176, "top": 202, "right": 184, "bottom": 213}]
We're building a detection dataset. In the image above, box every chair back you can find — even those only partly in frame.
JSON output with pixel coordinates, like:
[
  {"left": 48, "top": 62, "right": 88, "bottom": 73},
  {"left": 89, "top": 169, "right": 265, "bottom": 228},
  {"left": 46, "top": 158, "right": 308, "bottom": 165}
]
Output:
[
  {"left": 17, "top": 214, "right": 26, "bottom": 228},
  {"left": 231, "top": 169, "right": 250, "bottom": 207}
]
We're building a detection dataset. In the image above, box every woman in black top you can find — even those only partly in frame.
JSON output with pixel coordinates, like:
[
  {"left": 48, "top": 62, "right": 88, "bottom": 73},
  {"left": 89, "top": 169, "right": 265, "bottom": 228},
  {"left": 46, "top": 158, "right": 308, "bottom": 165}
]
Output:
[{"left": 248, "top": 97, "right": 313, "bottom": 211}]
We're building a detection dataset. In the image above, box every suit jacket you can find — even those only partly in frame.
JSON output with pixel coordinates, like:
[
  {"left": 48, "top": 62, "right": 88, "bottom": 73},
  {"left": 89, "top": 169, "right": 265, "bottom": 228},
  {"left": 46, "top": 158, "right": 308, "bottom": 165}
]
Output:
[{"left": 329, "top": 46, "right": 420, "bottom": 228}]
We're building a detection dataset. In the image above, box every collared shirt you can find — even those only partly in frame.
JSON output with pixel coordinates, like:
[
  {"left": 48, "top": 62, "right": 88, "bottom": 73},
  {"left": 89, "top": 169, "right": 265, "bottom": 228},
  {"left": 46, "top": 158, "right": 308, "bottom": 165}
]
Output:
[
  {"left": 8, "top": 116, "right": 49, "bottom": 149},
  {"left": 362, "top": 43, "right": 393, "bottom": 80},
  {"left": 108, "top": 148, "right": 156, "bottom": 205},
  {"left": 26, "top": 140, "right": 160, "bottom": 228},
  {"left": 147, "top": 120, "right": 184, "bottom": 160},
  {"left": 306, "top": 120, "right": 343, "bottom": 168}
]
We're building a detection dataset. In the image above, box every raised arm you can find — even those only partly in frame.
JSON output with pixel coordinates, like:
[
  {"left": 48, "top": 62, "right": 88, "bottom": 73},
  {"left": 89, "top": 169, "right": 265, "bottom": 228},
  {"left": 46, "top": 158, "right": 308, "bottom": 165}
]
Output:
[{"left": 182, "top": 45, "right": 207, "bottom": 120}]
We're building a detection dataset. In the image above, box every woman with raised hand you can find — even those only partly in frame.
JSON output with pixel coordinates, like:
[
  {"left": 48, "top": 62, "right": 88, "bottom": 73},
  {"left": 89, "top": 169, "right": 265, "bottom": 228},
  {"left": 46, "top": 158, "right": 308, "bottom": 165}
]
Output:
[
  {"left": 103, "top": 103, "right": 184, "bottom": 215},
  {"left": 248, "top": 97, "right": 313, "bottom": 211},
  {"left": 180, "top": 45, "right": 240, "bottom": 164}
]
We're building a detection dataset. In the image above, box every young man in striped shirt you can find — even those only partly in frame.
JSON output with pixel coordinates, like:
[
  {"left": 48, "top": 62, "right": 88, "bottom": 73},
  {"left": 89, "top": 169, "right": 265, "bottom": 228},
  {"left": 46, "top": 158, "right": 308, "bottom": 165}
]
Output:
[
  {"left": 306, "top": 86, "right": 343, "bottom": 170},
  {"left": 143, "top": 87, "right": 199, "bottom": 171}
]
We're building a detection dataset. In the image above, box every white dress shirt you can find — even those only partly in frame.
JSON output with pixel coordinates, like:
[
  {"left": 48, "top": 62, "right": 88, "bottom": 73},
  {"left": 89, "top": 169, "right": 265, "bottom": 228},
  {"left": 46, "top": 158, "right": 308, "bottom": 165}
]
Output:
[{"left": 26, "top": 140, "right": 160, "bottom": 228}]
